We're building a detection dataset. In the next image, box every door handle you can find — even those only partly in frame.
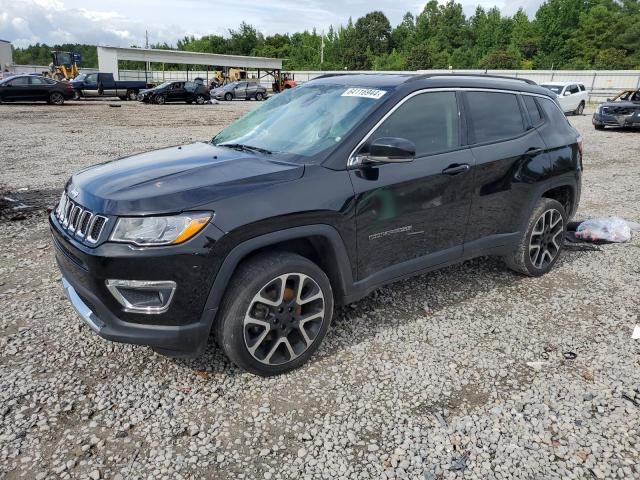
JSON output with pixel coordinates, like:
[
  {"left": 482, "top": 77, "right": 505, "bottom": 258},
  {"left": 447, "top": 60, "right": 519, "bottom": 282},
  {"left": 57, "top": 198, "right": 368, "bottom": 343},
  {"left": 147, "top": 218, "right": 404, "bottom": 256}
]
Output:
[
  {"left": 442, "top": 164, "right": 470, "bottom": 176},
  {"left": 525, "top": 147, "right": 544, "bottom": 156}
]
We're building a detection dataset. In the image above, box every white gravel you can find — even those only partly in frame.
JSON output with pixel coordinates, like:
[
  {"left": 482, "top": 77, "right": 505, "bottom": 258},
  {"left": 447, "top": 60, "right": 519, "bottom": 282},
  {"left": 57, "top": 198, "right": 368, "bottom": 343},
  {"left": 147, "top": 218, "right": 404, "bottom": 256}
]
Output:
[{"left": 0, "top": 100, "right": 639, "bottom": 479}]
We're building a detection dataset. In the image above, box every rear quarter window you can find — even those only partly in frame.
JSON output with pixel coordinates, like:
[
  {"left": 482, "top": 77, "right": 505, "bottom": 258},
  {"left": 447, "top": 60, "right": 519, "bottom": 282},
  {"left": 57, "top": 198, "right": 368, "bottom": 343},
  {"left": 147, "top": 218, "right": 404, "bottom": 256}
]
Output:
[
  {"left": 523, "top": 95, "right": 543, "bottom": 125},
  {"left": 537, "top": 97, "right": 575, "bottom": 134},
  {"left": 465, "top": 92, "right": 525, "bottom": 144}
]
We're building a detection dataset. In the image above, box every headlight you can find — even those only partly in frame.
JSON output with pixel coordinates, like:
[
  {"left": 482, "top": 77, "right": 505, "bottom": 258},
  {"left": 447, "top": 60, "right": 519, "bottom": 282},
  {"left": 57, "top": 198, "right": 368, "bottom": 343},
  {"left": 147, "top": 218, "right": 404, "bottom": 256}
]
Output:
[
  {"left": 595, "top": 105, "right": 602, "bottom": 114},
  {"left": 110, "top": 213, "right": 212, "bottom": 246}
]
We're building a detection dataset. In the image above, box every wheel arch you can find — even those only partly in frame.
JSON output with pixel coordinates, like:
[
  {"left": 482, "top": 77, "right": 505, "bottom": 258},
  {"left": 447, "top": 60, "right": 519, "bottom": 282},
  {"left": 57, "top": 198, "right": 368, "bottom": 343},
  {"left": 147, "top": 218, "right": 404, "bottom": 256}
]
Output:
[
  {"left": 202, "top": 225, "right": 355, "bottom": 318},
  {"left": 541, "top": 184, "right": 575, "bottom": 217}
]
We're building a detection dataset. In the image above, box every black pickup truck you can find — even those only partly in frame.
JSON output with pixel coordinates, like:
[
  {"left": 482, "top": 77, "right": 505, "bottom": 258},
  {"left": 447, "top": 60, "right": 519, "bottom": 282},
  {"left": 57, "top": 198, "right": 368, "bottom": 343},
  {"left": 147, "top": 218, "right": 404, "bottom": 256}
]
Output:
[{"left": 71, "top": 72, "right": 151, "bottom": 100}]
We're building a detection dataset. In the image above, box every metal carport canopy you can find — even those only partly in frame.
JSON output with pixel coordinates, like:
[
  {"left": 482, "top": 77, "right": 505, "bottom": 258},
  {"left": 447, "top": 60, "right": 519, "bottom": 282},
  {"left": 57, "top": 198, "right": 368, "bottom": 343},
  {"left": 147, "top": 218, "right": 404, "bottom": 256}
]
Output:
[{"left": 97, "top": 46, "right": 282, "bottom": 80}]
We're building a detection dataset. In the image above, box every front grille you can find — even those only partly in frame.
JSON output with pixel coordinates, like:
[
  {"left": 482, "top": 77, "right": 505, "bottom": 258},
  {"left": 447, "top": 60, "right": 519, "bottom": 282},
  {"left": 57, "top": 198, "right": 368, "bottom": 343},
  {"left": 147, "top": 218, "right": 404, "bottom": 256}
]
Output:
[{"left": 54, "top": 191, "right": 108, "bottom": 244}]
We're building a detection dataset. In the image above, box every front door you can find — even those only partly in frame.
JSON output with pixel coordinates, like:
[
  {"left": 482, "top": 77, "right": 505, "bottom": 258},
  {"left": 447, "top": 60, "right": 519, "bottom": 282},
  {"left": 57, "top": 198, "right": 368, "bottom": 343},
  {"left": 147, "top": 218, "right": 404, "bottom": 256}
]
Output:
[
  {"left": 350, "top": 91, "right": 475, "bottom": 280},
  {"left": 168, "top": 82, "right": 185, "bottom": 101},
  {"left": 4, "top": 76, "right": 31, "bottom": 100}
]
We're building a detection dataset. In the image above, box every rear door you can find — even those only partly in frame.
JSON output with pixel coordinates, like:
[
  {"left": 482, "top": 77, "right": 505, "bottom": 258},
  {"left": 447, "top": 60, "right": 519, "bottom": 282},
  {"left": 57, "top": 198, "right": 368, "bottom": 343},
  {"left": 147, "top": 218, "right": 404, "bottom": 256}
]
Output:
[
  {"left": 564, "top": 84, "right": 580, "bottom": 111},
  {"left": 29, "top": 76, "right": 50, "bottom": 99},
  {"left": 234, "top": 82, "right": 248, "bottom": 99},
  {"left": 350, "top": 90, "right": 475, "bottom": 279},
  {"left": 462, "top": 90, "right": 550, "bottom": 254},
  {"left": 246, "top": 82, "right": 258, "bottom": 98}
]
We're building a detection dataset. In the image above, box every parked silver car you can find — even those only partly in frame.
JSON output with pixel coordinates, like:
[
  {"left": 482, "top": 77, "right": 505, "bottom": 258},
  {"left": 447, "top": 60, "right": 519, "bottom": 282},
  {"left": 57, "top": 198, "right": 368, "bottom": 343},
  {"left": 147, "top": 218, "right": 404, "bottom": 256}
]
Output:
[{"left": 210, "top": 81, "right": 267, "bottom": 101}]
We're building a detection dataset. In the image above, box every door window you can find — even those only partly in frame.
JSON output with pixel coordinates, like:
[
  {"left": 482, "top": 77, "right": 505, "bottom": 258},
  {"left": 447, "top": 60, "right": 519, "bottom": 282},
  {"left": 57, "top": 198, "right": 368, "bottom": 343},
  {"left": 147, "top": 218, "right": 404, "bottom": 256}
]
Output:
[
  {"left": 8, "top": 77, "right": 29, "bottom": 86},
  {"left": 465, "top": 92, "right": 525, "bottom": 144},
  {"left": 567, "top": 84, "right": 580, "bottom": 95},
  {"left": 367, "top": 91, "right": 460, "bottom": 157},
  {"left": 30, "top": 77, "right": 47, "bottom": 85},
  {"left": 85, "top": 73, "right": 97, "bottom": 84}
]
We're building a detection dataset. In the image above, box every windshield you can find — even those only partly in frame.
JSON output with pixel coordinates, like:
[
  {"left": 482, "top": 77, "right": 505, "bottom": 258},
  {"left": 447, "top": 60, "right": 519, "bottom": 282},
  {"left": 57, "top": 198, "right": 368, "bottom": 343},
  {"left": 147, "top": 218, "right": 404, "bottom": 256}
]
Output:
[
  {"left": 74, "top": 74, "right": 86, "bottom": 82},
  {"left": 211, "top": 83, "right": 389, "bottom": 158},
  {"left": 541, "top": 84, "right": 562, "bottom": 95}
]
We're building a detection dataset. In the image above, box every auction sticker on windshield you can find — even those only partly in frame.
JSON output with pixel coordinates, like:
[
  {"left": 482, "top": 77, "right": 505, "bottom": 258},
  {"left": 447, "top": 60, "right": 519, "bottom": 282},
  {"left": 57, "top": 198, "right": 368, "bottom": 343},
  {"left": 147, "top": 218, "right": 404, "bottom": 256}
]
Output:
[{"left": 342, "top": 88, "right": 386, "bottom": 99}]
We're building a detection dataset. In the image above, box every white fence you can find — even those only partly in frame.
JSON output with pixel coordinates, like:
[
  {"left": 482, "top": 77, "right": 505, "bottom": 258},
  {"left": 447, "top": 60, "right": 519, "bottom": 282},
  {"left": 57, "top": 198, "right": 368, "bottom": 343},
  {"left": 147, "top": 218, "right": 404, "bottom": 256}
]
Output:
[{"left": 13, "top": 65, "right": 640, "bottom": 100}]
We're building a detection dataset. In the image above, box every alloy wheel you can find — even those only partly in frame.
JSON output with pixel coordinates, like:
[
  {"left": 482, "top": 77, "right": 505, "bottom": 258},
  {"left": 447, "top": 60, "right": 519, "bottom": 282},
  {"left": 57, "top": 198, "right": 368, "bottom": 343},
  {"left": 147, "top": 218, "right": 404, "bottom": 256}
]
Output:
[
  {"left": 243, "top": 272, "right": 325, "bottom": 366},
  {"left": 529, "top": 208, "right": 564, "bottom": 269},
  {"left": 196, "top": 95, "right": 205, "bottom": 104},
  {"left": 50, "top": 93, "right": 64, "bottom": 105}
]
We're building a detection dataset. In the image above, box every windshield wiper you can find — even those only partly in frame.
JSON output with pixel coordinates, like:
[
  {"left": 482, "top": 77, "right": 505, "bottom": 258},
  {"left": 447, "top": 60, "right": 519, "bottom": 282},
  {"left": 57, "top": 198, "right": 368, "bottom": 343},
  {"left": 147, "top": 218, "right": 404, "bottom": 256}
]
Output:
[{"left": 217, "top": 143, "right": 272, "bottom": 155}]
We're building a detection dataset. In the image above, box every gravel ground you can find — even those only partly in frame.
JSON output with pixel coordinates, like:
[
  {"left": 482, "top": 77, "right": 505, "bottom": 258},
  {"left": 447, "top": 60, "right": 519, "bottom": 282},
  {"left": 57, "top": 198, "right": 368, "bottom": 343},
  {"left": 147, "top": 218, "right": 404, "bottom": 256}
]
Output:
[{"left": 1, "top": 100, "right": 639, "bottom": 480}]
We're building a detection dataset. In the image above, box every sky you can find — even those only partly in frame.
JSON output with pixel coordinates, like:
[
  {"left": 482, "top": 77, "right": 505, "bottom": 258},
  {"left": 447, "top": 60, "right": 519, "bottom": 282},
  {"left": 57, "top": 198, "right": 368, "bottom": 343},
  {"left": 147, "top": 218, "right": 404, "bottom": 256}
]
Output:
[{"left": 0, "top": 0, "right": 545, "bottom": 48}]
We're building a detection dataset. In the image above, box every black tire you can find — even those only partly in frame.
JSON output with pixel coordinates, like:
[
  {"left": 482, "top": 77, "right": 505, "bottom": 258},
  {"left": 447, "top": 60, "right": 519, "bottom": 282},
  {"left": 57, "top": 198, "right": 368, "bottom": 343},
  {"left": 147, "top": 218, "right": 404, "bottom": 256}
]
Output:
[
  {"left": 73, "top": 90, "right": 81, "bottom": 100},
  {"left": 49, "top": 92, "right": 65, "bottom": 105},
  {"left": 224, "top": 92, "right": 233, "bottom": 101},
  {"left": 119, "top": 96, "right": 127, "bottom": 101},
  {"left": 127, "top": 90, "right": 137, "bottom": 101},
  {"left": 574, "top": 101, "right": 585, "bottom": 115},
  {"left": 155, "top": 94, "right": 166, "bottom": 105},
  {"left": 504, "top": 198, "right": 567, "bottom": 277},
  {"left": 186, "top": 100, "right": 193, "bottom": 104},
  {"left": 195, "top": 94, "right": 206, "bottom": 104},
  {"left": 594, "top": 124, "right": 605, "bottom": 130},
  {"left": 255, "top": 92, "right": 264, "bottom": 101},
  {"left": 216, "top": 252, "right": 333, "bottom": 376}
]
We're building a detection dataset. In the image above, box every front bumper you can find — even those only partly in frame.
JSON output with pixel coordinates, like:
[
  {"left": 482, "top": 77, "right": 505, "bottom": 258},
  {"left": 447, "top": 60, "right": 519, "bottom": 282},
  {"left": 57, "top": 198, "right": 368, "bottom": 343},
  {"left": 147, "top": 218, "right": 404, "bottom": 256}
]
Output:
[
  {"left": 593, "top": 111, "right": 640, "bottom": 127},
  {"left": 50, "top": 213, "right": 225, "bottom": 356}
]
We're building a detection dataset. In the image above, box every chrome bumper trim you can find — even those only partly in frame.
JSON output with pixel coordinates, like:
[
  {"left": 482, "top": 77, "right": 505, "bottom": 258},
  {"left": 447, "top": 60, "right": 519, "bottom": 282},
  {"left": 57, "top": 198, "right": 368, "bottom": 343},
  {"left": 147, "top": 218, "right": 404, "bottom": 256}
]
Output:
[{"left": 62, "top": 278, "right": 103, "bottom": 333}]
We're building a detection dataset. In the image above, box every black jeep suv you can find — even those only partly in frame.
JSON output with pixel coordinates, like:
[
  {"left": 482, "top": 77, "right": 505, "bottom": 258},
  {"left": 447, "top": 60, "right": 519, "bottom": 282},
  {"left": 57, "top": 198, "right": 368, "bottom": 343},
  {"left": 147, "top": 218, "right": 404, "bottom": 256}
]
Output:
[{"left": 50, "top": 74, "right": 582, "bottom": 376}]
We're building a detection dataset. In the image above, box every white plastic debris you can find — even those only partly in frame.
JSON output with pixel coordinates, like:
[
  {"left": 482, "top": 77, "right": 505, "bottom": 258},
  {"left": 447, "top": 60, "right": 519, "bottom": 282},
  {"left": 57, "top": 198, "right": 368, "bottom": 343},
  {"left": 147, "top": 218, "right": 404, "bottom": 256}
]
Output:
[
  {"left": 574, "top": 217, "right": 633, "bottom": 243},
  {"left": 633, "top": 325, "right": 640, "bottom": 340}
]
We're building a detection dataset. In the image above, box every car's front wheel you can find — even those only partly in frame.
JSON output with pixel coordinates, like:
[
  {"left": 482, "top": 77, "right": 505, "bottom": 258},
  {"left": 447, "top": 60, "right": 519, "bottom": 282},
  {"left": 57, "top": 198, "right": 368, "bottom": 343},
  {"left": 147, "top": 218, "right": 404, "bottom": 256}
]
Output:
[
  {"left": 255, "top": 92, "right": 264, "bottom": 101},
  {"left": 216, "top": 252, "right": 333, "bottom": 376},
  {"left": 195, "top": 94, "right": 206, "bottom": 104},
  {"left": 224, "top": 92, "right": 233, "bottom": 101},
  {"left": 505, "top": 198, "right": 567, "bottom": 276},
  {"left": 574, "top": 101, "right": 585, "bottom": 115},
  {"left": 155, "top": 94, "right": 166, "bottom": 105}
]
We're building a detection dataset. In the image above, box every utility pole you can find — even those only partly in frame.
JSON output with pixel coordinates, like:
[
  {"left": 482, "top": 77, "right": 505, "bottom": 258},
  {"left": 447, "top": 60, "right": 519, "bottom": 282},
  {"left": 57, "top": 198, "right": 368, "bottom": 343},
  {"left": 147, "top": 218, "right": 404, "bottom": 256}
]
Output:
[{"left": 145, "top": 30, "right": 151, "bottom": 84}]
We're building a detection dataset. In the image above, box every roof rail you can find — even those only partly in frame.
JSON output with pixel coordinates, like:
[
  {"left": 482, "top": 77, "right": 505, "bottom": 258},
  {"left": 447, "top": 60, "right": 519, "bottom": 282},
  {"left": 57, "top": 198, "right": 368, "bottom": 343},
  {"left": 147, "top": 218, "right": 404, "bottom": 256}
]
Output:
[{"left": 414, "top": 72, "right": 537, "bottom": 85}]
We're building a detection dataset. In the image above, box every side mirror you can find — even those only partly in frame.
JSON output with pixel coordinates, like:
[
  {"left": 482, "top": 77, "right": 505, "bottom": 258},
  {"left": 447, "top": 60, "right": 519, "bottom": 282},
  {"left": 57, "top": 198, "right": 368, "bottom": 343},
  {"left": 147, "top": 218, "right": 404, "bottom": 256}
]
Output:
[
  {"left": 362, "top": 137, "right": 415, "bottom": 164},
  {"left": 607, "top": 98, "right": 612, "bottom": 102},
  {"left": 563, "top": 91, "right": 571, "bottom": 96}
]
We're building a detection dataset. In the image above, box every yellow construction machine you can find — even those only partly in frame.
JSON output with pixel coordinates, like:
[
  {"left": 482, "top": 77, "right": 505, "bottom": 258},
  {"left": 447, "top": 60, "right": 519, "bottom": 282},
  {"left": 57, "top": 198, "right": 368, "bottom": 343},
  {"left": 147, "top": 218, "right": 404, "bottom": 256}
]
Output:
[{"left": 42, "top": 51, "right": 81, "bottom": 81}]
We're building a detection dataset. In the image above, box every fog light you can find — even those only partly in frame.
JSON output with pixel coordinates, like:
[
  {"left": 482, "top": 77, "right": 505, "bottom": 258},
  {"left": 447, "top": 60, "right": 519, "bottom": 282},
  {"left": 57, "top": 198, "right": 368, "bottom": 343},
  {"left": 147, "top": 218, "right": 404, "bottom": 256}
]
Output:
[{"left": 106, "top": 279, "right": 176, "bottom": 314}]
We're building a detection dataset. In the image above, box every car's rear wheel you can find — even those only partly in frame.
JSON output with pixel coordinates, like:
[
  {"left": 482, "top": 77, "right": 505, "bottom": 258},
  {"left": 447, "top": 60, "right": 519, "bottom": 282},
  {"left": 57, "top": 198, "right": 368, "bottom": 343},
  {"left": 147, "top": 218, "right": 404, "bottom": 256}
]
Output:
[
  {"left": 224, "top": 92, "right": 233, "bottom": 101},
  {"left": 155, "top": 94, "right": 166, "bottom": 105},
  {"left": 504, "top": 198, "right": 567, "bottom": 277},
  {"left": 73, "top": 90, "right": 81, "bottom": 100},
  {"left": 216, "top": 252, "right": 333, "bottom": 376},
  {"left": 127, "top": 90, "right": 137, "bottom": 101},
  {"left": 195, "top": 94, "right": 206, "bottom": 104},
  {"left": 255, "top": 92, "right": 264, "bottom": 101},
  {"left": 574, "top": 101, "right": 585, "bottom": 115},
  {"left": 49, "top": 92, "right": 65, "bottom": 105}
]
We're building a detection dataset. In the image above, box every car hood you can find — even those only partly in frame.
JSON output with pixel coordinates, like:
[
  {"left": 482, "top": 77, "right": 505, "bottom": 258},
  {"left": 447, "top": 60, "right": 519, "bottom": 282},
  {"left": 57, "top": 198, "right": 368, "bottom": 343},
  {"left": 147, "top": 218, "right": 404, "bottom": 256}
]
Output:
[{"left": 68, "top": 142, "right": 304, "bottom": 215}]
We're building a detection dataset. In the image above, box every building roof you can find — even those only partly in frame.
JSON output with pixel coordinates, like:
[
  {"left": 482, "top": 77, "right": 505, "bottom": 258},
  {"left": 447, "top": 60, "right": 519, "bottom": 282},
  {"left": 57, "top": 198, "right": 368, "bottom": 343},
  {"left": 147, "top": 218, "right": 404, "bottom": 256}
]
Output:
[
  {"left": 97, "top": 46, "right": 282, "bottom": 70},
  {"left": 0, "top": 39, "right": 12, "bottom": 44}
]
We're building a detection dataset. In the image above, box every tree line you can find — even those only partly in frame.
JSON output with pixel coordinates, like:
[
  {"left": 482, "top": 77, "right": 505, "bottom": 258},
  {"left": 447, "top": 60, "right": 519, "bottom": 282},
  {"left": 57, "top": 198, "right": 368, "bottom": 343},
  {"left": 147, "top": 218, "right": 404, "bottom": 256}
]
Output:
[{"left": 12, "top": 0, "right": 640, "bottom": 71}]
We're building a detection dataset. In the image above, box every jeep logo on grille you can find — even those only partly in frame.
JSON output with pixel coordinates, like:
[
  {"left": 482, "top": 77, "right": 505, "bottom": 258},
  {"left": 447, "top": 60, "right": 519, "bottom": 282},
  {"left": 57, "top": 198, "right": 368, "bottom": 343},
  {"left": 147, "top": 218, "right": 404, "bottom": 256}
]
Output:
[{"left": 69, "top": 188, "right": 79, "bottom": 199}]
